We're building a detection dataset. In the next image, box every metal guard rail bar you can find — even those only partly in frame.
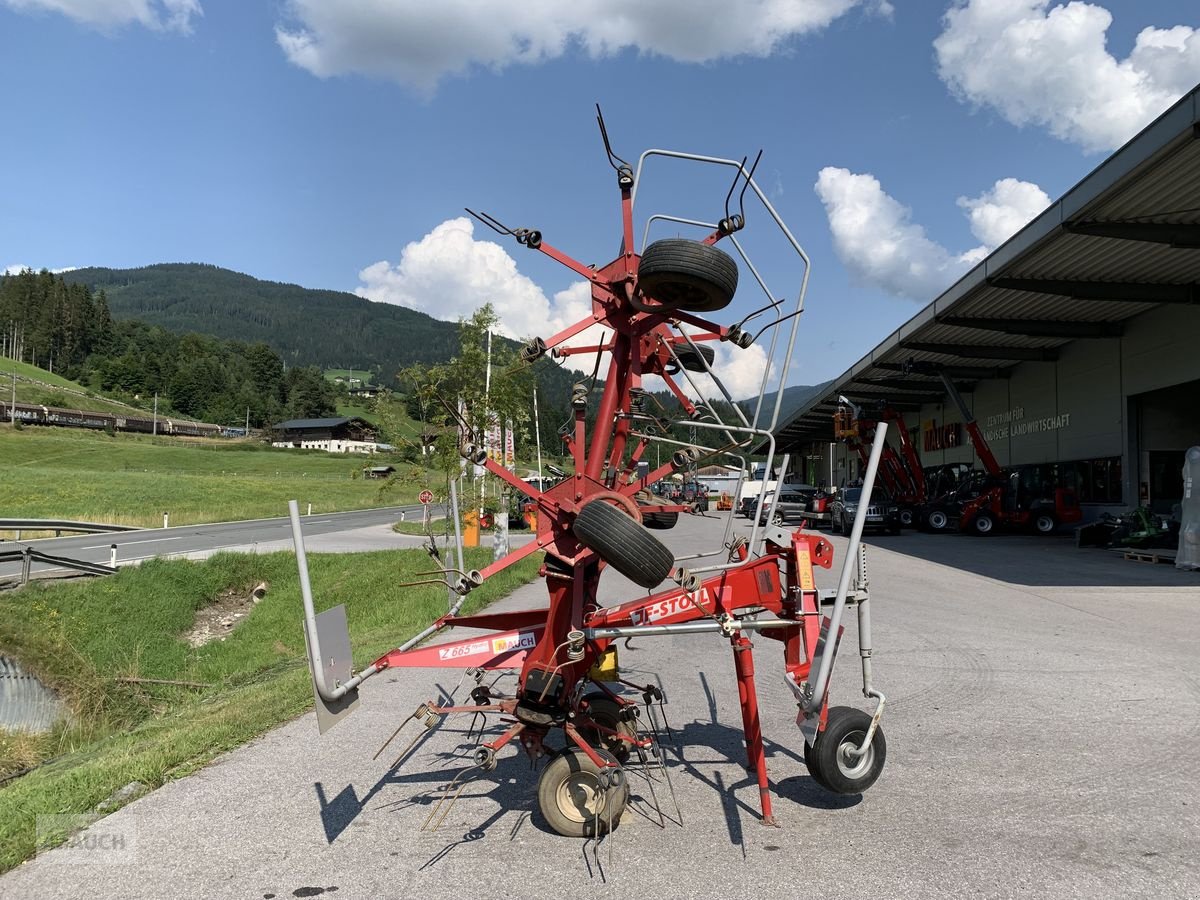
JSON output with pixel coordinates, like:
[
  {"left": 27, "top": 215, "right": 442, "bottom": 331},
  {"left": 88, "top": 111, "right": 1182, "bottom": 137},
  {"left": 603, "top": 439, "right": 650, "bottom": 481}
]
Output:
[
  {"left": 0, "top": 547, "right": 118, "bottom": 582},
  {"left": 0, "top": 518, "right": 140, "bottom": 534}
]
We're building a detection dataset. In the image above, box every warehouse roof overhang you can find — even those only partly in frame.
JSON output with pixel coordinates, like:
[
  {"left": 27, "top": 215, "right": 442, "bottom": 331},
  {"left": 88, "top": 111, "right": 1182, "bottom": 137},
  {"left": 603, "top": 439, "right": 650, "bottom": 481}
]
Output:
[{"left": 769, "top": 84, "right": 1200, "bottom": 453}]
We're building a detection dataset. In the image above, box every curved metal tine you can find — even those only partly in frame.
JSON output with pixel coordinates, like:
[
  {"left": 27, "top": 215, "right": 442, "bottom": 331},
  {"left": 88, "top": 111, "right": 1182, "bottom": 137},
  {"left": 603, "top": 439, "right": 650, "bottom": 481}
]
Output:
[
  {"left": 373, "top": 706, "right": 424, "bottom": 761},
  {"left": 464, "top": 207, "right": 515, "bottom": 237},
  {"left": 389, "top": 711, "right": 443, "bottom": 770},
  {"left": 595, "top": 103, "right": 630, "bottom": 171},
  {"left": 422, "top": 763, "right": 481, "bottom": 832},
  {"left": 723, "top": 155, "right": 748, "bottom": 224},
  {"left": 737, "top": 150, "right": 763, "bottom": 223},
  {"left": 750, "top": 306, "right": 805, "bottom": 345},
  {"left": 671, "top": 331, "right": 751, "bottom": 430}
]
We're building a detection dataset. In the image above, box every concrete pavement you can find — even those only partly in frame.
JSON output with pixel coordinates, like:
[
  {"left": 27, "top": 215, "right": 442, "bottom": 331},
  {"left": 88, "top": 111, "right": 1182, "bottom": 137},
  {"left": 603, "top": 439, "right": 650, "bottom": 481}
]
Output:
[{"left": 2, "top": 513, "right": 1198, "bottom": 899}]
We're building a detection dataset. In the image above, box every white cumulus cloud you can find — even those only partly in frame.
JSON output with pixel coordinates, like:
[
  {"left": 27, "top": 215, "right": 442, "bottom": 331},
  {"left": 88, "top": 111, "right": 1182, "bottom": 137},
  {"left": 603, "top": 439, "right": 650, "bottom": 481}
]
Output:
[
  {"left": 3, "top": 0, "right": 200, "bottom": 32},
  {"left": 356, "top": 216, "right": 768, "bottom": 398},
  {"left": 276, "top": 0, "right": 867, "bottom": 90},
  {"left": 815, "top": 167, "right": 1048, "bottom": 300},
  {"left": 935, "top": 0, "right": 1200, "bottom": 153}
]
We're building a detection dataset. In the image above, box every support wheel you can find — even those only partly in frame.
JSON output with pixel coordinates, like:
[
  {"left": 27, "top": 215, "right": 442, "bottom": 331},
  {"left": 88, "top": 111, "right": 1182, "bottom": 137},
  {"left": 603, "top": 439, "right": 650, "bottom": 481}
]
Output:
[
  {"left": 671, "top": 343, "right": 716, "bottom": 373},
  {"left": 804, "top": 707, "right": 886, "bottom": 795},
  {"left": 927, "top": 509, "right": 949, "bottom": 532},
  {"left": 537, "top": 747, "right": 628, "bottom": 837},
  {"left": 642, "top": 510, "right": 679, "bottom": 530},
  {"left": 970, "top": 511, "right": 996, "bottom": 536},
  {"left": 899, "top": 508, "right": 914, "bottom": 527},
  {"left": 637, "top": 239, "right": 738, "bottom": 312},
  {"left": 1033, "top": 513, "right": 1056, "bottom": 534},
  {"left": 573, "top": 499, "right": 675, "bottom": 588},
  {"left": 578, "top": 694, "right": 636, "bottom": 764}
]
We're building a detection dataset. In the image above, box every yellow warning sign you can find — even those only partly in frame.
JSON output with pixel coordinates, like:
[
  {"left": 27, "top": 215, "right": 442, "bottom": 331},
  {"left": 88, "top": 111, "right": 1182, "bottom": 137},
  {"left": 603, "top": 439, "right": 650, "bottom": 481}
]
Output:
[{"left": 797, "top": 544, "right": 814, "bottom": 591}]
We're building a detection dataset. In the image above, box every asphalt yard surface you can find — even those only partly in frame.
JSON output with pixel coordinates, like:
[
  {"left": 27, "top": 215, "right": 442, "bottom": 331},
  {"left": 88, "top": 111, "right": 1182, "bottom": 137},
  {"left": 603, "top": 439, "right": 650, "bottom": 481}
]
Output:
[{"left": 4, "top": 513, "right": 1198, "bottom": 899}]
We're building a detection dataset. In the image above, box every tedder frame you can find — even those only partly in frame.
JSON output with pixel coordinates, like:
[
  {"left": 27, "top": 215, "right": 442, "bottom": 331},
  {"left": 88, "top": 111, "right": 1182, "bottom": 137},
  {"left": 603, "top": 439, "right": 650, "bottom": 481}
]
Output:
[{"left": 291, "top": 108, "right": 890, "bottom": 841}]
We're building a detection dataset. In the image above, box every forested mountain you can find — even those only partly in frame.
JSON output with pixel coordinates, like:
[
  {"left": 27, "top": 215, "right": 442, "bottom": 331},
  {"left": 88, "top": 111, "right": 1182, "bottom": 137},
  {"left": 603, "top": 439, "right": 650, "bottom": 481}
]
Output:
[
  {"left": 63, "top": 264, "right": 461, "bottom": 375},
  {"left": 1, "top": 269, "right": 336, "bottom": 426}
]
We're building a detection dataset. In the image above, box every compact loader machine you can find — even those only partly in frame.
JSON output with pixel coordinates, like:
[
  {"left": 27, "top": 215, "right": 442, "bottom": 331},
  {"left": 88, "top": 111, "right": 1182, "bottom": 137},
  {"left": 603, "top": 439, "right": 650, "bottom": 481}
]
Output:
[{"left": 291, "top": 111, "right": 889, "bottom": 844}]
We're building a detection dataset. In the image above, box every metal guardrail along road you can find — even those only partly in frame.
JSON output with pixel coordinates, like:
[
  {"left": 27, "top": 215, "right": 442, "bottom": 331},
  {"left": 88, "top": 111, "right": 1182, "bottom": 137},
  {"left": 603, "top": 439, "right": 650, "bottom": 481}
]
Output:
[
  {"left": 0, "top": 518, "right": 140, "bottom": 535},
  {"left": 0, "top": 547, "right": 118, "bottom": 584}
]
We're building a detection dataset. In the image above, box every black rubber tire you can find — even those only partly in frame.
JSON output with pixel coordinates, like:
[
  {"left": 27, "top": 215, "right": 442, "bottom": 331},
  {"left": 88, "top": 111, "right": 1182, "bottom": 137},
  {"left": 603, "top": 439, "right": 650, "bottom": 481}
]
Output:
[
  {"left": 899, "top": 508, "right": 914, "bottom": 527},
  {"left": 927, "top": 509, "right": 949, "bottom": 532},
  {"left": 578, "top": 694, "right": 636, "bottom": 764},
  {"left": 1033, "top": 513, "right": 1056, "bottom": 535},
  {"left": 638, "top": 239, "right": 738, "bottom": 312},
  {"left": 970, "top": 511, "right": 996, "bottom": 536},
  {"left": 573, "top": 499, "right": 675, "bottom": 588},
  {"left": 803, "top": 739, "right": 832, "bottom": 790},
  {"left": 805, "top": 706, "right": 886, "bottom": 795},
  {"left": 537, "top": 747, "right": 628, "bottom": 837},
  {"left": 642, "top": 510, "right": 679, "bottom": 530},
  {"left": 674, "top": 343, "right": 716, "bottom": 372}
]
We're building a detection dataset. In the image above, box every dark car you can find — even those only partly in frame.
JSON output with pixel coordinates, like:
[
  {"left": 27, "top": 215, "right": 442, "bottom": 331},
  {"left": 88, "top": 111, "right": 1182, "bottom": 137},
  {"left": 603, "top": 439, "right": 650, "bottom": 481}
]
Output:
[
  {"left": 757, "top": 488, "right": 818, "bottom": 525},
  {"left": 828, "top": 487, "right": 902, "bottom": 535}
]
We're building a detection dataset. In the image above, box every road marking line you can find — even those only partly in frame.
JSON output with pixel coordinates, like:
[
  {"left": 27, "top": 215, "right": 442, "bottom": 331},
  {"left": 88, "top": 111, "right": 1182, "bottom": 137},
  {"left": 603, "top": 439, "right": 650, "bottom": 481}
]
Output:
[{"left": 80, "top": 536, "right": 186, "bottom": 550}]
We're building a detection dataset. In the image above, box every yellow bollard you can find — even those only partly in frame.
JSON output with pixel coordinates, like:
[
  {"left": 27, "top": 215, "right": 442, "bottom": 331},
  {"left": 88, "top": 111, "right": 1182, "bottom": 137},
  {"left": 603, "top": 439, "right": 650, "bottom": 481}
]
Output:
[{"left": 462, "top": 510, "right": 480, "bottom": 547}]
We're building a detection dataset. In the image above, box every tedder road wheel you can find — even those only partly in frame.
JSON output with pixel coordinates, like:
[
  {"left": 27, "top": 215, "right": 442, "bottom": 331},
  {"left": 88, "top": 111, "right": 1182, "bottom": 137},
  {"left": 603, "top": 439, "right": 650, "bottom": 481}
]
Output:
[
  {"left": 804, "top": 706, "right": 886, "bottom": 795},
  {"left": 672, "top": 343, "right": 715, "bottom": 373},
  {"left": 970, "top": 511, "right": 996, "bottom": 536},
  {"left": 578, "top": 693, "right": 636, "bottom": 764},
  {"left": 573, "top": 499, "right": 675, "bottom": 588},
  {"left": 537, "top": 747, "right": 629, "bottom": 837},
  {"left": 927, "top": 509, "right": 949, "bottom": 532},
  {"left": 642, "top": 510, "right": 679, "bottom": 530},
  {"left": 638, "top": 238, "right": 738, "bottom": 312}
]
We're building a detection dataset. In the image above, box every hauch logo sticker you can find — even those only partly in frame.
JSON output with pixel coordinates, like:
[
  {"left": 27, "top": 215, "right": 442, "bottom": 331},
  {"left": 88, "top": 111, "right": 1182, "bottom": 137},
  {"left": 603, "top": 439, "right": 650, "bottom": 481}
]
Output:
[{"left": 492, "top": 632, "right": 537, "bottom": 654}]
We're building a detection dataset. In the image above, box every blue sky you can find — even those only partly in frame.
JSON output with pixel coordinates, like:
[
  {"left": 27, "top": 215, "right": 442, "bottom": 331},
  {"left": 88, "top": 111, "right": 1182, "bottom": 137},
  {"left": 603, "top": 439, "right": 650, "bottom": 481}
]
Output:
[{"left": 1, "top": 0, "right": 1198, "bottom": 395}]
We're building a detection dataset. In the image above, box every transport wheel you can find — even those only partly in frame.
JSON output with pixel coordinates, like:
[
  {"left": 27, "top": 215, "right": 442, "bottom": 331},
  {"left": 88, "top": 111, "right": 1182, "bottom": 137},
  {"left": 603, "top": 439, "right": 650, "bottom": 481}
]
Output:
[
  {"left": 671, "top": 343, "right": 716, "bottom": 373},
  {"left": 578, "top": 694, "right": 636, "bottom": 764},
  {"left": 805, "top": 707, "right": 886, "bottom": 795},
  {"left": 1033, "top": 513, "right": 1056, "bottom": 534},
  {"left": 899, "top": 508, "right": 914, "bottom": 527},
  {"left": 573, "top": 499, "right": 675, "bottom": 588},
  {"left": 537, "top": 747, "right": 628, "bottom": 837},
  {"left": 637, "top": 239, "right": 738, "bottom": 312},
  {"left": 970, "top": 511, "right": 996, "bottom": 536},
  {"left": 642, "top": 510, "right": 679, "bottom": 530},
  {"left": 927, "top": 510, "right": 948, "bottom": 532}
]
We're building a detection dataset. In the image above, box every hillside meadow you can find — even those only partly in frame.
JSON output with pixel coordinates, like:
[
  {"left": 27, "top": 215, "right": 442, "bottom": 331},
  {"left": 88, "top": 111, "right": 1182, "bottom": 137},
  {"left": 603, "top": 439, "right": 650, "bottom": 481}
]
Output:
[{"left": 0, "top": 426, "right": 431, "bottom": 528}]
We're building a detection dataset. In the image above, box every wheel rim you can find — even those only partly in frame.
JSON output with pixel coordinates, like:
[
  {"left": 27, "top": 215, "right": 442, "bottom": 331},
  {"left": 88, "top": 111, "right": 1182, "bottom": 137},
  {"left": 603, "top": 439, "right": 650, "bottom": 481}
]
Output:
[
  {"left": 929, "top": 511, "right": 946, "bottom": 529},
  {"left": 1036, "top": 515, "right": 1054, "bottom": 533},
  {"left": 835, "top": 730, "right": 875, "bottom": 780},
  {"left": 977, "top": 516, "right": 992, "bottom": 533},
  {"left": 555, "top": 772, "right": 604, "bottom": 825},
  {"left": 900, "top": 509, "right": 913, "bottom": 526}
]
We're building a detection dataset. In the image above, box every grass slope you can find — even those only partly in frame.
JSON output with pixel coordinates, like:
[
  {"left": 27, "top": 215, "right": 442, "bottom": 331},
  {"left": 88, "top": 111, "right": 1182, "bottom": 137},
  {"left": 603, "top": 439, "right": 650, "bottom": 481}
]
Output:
[
  {"left": 0, "top": 547, "right": 541, "bottom": 871},
  {"left": 0, "top": 427, "right": 432, "bottom": 527},
  {"left": 0, "top": 355, "right": 152, "bottom": 418}
]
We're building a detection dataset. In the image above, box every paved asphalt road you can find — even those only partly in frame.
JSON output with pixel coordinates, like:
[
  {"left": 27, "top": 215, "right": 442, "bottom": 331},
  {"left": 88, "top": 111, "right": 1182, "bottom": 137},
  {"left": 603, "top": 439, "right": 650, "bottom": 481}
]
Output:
[
  {"left": 2, "top": 514, "right": 1198, "bottom": 899},
  {"left": 0, "top": 504, "right": 436, "bottom": 581}
]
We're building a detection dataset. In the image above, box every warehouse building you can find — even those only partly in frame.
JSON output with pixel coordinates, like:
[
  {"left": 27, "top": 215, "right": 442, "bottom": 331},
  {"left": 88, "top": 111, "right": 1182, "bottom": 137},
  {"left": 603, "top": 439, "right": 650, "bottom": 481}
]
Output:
[{"left": 773, "top": 84, "right": 1200, "bottom": 519}]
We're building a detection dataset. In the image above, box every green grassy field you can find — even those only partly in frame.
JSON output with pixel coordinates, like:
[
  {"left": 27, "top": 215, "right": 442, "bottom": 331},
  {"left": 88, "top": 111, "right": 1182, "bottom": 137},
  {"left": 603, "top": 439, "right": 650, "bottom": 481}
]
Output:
[
  {"left": 1, "top": 355, "right": 152, "bottom": 418},
  {"left": 0, "top": 426, "right": 435, "bottom": 527},
  {"left": 0, "top": 547, "right": 541, "bottom": 872}
]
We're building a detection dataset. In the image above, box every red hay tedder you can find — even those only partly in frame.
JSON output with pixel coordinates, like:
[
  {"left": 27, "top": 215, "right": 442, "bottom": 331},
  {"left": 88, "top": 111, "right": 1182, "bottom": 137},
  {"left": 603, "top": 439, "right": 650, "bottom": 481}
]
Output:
[{"left": 290, "top": 109, "right": 890, "bottom": 841}]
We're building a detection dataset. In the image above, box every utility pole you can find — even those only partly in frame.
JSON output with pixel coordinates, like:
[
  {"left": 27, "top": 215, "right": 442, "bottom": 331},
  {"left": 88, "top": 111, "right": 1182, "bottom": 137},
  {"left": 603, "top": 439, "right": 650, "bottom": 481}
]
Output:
[
  {"left": 245, "top": 407, "right": 250, "bottom": 435},
  {"left": 533, "top": 384, "right": 543, "bottom": 485},
  {"left": 10, "top": 368, "right": 15, "bottom": 424},
  {"left": 152, "top": 393, "right": 158, "bottom": 436}
]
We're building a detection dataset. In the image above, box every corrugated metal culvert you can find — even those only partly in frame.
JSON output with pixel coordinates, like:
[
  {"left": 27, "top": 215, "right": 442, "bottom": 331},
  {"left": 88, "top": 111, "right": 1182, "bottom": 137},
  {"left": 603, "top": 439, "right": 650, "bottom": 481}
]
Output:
[{"left": 0, "top": 655, "right": 62, "bottom": 732}]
